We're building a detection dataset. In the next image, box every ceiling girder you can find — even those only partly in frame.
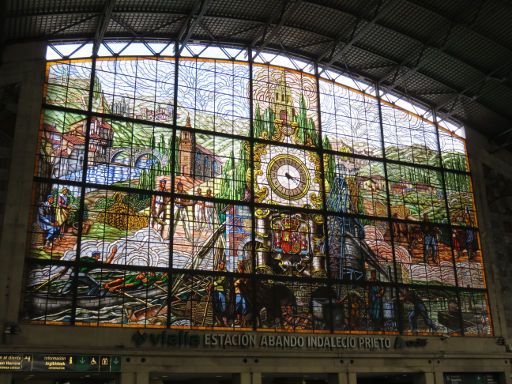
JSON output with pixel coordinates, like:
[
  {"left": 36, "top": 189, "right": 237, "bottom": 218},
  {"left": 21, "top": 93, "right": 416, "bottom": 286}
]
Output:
[
  {"left": 177, "top": 0, "right": 210, "bottom": 54},
  {"left": 315, "top": 0, "right": 380, "bottom": 63},
  {"left": 109, "top": 14, "right": 140, "bottom": 38},
  {"left": 404, "top": 0, "right": 512, "bottom": 53},
  {"left": 197, "top": 19, "right": 217, "bottom": 41},
  {"left": 46, "top": 14, "right": 97, "bottom": 38},
  {"left": 6, "top": 0, "right": 511, "bottom": 57},
  {"left": 435, "top": 62, "right": 512, "bottom": 112},
  {"left": 301, "top": 0, "right": 512, "bottom": 90},
  {"left": 4, "top": 0, "right": 512, "bottom": 137},
  {"left": 250, "top": 0, "right": 285, "bottom": 48},
  {"left": 107, "top": 13, "right": 164, "bottom": 55},
  {"left": 92, "top": 0, "right": 115, "bottom": 56},
  {"left": 489, "top": 128, "right": 512, "bottom": 153},
  {"left": 379, "top": 23, "right": 454, "bottom": 91},
  {"left": 251, "top": 0, "right": 302, "bottom": 56},
  {"left": 148, "top": 15, "right": 187, "bottom": 35},
  {"left": 378, "top": 1, "right": 495, "bottom": 91},
  {"left": 325, "top": 0, "right": 398, "bottom": 66},
  {"left": 223, "top": 23, "right": 263, "bottom": 41}
]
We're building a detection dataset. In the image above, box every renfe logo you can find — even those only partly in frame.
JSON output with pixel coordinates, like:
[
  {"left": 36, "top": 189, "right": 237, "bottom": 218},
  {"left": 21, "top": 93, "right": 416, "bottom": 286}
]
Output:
[
  {"left": 132, "top": 330, "right": 201, "bottom": 348},
  {"left": 394, "top": 336, "right": 428, "bottom": 349},
  {"left": 131, "top": 330, "right": 148, "bottom": 347}
]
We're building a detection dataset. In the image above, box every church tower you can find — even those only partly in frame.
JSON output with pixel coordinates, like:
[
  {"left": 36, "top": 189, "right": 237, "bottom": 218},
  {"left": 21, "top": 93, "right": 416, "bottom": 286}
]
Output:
[
  {"left": 179, "top": 114, "right": 196, "bottom": 176},
  {"left": 273, "top": 72, "right": 295, "bottom": 124}
]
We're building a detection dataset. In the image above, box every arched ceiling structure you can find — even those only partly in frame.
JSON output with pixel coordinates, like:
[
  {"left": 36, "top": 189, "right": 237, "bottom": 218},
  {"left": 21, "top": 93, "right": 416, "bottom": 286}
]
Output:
[{"left": 3, "top": 0, "right": 512, "bottom": 149}]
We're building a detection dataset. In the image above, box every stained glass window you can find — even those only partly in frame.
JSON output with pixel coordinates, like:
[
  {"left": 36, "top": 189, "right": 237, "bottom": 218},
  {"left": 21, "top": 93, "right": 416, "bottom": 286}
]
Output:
[{"left": 21, "top": 43, "right": 491, "bottom": 336}]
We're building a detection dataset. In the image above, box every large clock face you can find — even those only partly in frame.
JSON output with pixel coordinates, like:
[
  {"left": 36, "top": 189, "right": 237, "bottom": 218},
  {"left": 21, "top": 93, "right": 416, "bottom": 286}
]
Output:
[{"left": 267, "top": 154, "right": 311, "bottom": 200}]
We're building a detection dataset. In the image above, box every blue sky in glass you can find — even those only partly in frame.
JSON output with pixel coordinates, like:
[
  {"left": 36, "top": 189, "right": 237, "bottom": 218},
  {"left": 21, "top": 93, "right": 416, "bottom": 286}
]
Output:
[
  {"left": 381, "top": 104, "right": 440, "bottom": 167},
  {"left": 319, "top": 79, "right": 381, "bottom": 157},
  {"left": 177, "top": 60, "right": 250, "bottom": 136},
  {"left": 46, "top": 62, "right": 92, "bottom": 110},
  {"left": 94, "top": 59, "right": 175, "bottom": 123},
  {"left": 439, "top": 130, "right": 468, "bottom": 171}
]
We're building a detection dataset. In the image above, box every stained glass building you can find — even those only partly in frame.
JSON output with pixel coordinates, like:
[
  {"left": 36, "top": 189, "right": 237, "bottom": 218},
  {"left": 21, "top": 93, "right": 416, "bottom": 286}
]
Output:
[{"left": 1, "top": 2, "right": 512, "bottom": 384}]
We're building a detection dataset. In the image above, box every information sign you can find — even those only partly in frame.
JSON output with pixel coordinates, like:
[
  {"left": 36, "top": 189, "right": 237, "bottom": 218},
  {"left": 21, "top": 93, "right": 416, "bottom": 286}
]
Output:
[
  {"left": 0, "top": 353, "right": 121, "bottom": 372},
  {"left": 0, "top": 354, "right": 32, "bottom": 371},
  {"left": 445, "top": 373, "right": 499, "bottom": 384}
]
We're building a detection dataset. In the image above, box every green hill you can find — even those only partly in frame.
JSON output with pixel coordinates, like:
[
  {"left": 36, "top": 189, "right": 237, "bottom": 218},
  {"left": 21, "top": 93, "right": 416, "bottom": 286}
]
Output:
[{"left": 385, "top": 144, "right": 440, "bottom": 167}]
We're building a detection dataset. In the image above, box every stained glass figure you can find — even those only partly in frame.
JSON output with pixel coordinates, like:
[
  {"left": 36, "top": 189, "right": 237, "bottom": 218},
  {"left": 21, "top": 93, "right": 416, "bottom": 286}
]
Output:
[
  {"left": 29, "top": 182, "right": 81, "bottom": 261},
  {"left": 331, "top": 285, "right": 368, "bottom": 332},
  {"left": 399, "top": 287, "right": 439, "bottom": 334}
]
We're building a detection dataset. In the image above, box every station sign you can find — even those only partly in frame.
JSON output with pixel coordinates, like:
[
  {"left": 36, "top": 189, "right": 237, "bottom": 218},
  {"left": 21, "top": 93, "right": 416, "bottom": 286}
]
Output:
[
  {"left": 130, "top": 330, "right": 416, "bottom": 351},
  {"left": 0, "top": 353, "right": 121, "bottom": 372},
  {"left": 445, "top": 373, "right": 500, "bottom": 384}
]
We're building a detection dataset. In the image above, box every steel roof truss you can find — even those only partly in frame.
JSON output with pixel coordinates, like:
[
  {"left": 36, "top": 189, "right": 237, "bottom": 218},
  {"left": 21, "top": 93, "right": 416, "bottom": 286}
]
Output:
[
  {"left": 177, "top": 0, "right": 210, "bottom": 55},
  {"left": 92, "top": 0, "right": 115, "bottom": 56}
]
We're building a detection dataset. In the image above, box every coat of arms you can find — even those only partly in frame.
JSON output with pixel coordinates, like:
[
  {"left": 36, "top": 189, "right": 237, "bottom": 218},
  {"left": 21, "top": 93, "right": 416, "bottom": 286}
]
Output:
[{"left": 270, "top": 214, "right": 311, "bottom": 273}]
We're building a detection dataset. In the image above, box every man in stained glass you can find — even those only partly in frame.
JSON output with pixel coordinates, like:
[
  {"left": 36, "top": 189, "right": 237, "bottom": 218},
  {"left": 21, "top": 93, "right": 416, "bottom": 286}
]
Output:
[
  {"left": 339, "top": 289, "right": 364, "bottom": 330},
  {"left": 234, "top": 262, "right": 248, "bottom": 326},
  {"left": 392, "top": 212, "right": 404, "bottom": 241},
  {"left": 173, "top": 181, "right": 192, "bottom": 241},
  {"left": 194, "top": 188, "right": 205, "bottom": 227},
  {"left": 400, "top": 287, "right": 437, "bottom": 333},
  {"left": 452, "top": 229, "right": 463, "bottom": 259},
  {"left": 56, "top": 187, "right": 71, "bottom": 236},
  {"left": 61, "top": 246, "right": 118, "bottom": 296},
  {"left": 204, "top": 188, "right": 216, "bottom": 230},
  {"left": 37, "top": 194, "right": 60, "bottom": 248},
  {"left": 463, "top": 208, "right": 476, "bottom": 260},
  {"left": 368, "top": 270, "right": 384, "bottom": 330},
  {"left": 464, "top": 228, "right": 476, "bottom": 260},
  {"left": 104, "top": 271, "right": 168, "bottom": 293},
  {"left": 151, "top": 179, "right": 171, "bottom": 238},
  {"left": 211, "top": 260, "right": 228, "bottom": 327},
  {"left": 421, "top": 213, "right": 440, "bottom": 264}
]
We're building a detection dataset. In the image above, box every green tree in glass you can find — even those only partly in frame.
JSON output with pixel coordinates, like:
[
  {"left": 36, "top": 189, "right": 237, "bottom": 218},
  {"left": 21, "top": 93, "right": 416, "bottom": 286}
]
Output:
[
  {"left": 254, "top": 104, "right": 264, "bottom": 138},
  {"left": 254, "top": 103, "right": 279, "bottom": 141},
  {"left": 442, "top": 152, "right": 467, "bottom": 172},
  {"left": 323, "top": 136, "right": 336, "bottom": 189},
  {"left": 218, "top": 148, "right": 247, "bottom": 200},
  {"left": 138, "top": 163, "right": 157, "bottom": 190},
  {"left": 265, "top": 108, "right": 276, "bottom": 140},
  {"left": 174, "top": 135, "right": 181, "bottom": 175},
  {"left": 217, "top": 145, "right": 248, "bottom": 222},
  {"left": 294, "top": 95, "right": 317, "bottom": 145}
]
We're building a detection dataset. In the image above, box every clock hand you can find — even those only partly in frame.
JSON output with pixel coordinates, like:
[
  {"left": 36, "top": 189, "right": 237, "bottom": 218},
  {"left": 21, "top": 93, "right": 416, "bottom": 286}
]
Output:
[{"left": 284, "top": 172, "right": 300, "bottom": 181}]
